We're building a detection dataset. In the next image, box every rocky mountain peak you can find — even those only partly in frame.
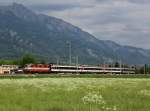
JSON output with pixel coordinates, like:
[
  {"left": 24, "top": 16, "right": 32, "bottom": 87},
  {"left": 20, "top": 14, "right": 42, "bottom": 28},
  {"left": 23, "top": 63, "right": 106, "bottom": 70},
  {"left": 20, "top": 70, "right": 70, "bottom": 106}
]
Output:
[
  {"left": 0, "top": 3, "right": 38, "bottom": 22},
  {"left": 0, "top": 3, "right": 150, "bottom": 64}
]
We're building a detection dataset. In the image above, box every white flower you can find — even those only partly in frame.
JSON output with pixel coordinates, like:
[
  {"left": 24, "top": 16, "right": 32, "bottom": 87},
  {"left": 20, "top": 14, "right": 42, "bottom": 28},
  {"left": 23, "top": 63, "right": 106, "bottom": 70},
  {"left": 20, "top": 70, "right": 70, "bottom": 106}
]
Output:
[
  {"left": 139, "top": 90, "right": 150, "bottom": 96},
  {"left": 82, "top": 92, "right": 106, "bottom": 105},
  {"left": 82, "top": 92, "right": 118, "bottom": 111}
]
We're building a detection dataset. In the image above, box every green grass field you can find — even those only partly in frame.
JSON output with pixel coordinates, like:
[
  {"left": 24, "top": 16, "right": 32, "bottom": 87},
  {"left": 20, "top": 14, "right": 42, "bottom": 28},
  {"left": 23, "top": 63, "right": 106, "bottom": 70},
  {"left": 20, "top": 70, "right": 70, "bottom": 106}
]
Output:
[{"left": 0, "top": 78, "right": 150, "bottom": 111}]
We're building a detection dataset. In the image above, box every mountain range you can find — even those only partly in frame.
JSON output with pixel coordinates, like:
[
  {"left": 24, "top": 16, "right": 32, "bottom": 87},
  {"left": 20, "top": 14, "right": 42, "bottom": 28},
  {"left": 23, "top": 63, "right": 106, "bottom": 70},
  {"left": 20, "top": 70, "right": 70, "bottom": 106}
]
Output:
[{"left": 0, "top": 3, "right": 150, "bottom": 65}]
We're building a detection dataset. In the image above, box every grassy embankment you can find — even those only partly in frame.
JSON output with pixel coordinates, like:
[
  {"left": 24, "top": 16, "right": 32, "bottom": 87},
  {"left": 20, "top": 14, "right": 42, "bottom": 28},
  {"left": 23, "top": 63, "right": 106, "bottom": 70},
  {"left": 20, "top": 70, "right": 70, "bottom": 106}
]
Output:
[
  {"left": 0, "top": 78, "right": 150, "bottom": 111},
  {"left": 0, "top": 74, "right": 150, "bottom": 79}
]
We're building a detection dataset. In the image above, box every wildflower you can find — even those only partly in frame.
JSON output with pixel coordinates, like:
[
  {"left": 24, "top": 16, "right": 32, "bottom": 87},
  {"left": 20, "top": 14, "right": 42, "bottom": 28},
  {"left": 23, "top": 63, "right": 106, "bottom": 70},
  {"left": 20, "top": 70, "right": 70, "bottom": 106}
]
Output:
[
  {"left": 82, "top": 92, "right": 118, "bottom": 111},
  {"left": 82, "top": 92, "right": 106, "bottom": 105},
  {"left": 139, "top": 90, "right": 150, "bottom": 96},
  {"left": 113, "top": 106, "right": 117, "bottom": 111}
]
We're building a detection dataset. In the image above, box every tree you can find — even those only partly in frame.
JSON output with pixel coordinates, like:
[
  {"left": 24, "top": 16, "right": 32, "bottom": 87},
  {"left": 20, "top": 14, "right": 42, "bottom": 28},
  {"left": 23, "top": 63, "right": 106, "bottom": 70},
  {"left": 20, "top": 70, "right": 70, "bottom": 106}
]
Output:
[
  {"left": 114, "top": 62, "right": 120, "bottom": 67},
  {"left": 20, "top": 54, "right": 36, "bottom": 66},
  {"left": 0, "top": 59, "right": 19, "bottom": 65},
  {"left": 40, "top": 59, "right": 46, "bottom": 64}
]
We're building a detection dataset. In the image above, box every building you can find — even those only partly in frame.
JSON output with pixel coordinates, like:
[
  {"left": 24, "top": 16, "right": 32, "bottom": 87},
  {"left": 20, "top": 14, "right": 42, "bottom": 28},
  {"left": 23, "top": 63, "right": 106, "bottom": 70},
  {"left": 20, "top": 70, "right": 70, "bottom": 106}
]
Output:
[{"left": 0, "top": 65, "right": 18, "bottom": 74}]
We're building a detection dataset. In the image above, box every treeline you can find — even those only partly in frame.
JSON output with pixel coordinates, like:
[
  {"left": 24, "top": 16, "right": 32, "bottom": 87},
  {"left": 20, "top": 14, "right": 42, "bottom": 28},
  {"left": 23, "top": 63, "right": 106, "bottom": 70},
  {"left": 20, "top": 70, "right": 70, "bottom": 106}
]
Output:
[
  {"left": 115, "top": 62, "right": 150, "bottom": 74},
  {"left": 106, "top": 62, "right": 150, "bottom": 74},
  {"left": 1, "top": 55, "right": 150, "bottom": 74},
  {"left": 0, "top": 54, "right": 36, "bottom": 66},
  {"left": 135, "top": 64, "right": 150, "bottom": 74}
]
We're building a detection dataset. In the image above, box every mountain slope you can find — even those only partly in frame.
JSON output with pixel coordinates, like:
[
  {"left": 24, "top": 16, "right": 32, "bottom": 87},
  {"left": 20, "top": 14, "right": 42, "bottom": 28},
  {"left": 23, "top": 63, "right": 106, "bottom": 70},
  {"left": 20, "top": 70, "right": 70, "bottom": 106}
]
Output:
[{"left": 0, "top": 3, "right": 150, "bottom": 65}]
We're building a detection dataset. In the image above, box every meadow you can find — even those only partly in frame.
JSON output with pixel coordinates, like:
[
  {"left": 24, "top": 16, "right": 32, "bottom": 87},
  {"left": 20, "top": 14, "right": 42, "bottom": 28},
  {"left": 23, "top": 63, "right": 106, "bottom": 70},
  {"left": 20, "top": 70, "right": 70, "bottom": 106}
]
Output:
[{"left": 0, "top": 77, "right": 150, "bottom": 111}]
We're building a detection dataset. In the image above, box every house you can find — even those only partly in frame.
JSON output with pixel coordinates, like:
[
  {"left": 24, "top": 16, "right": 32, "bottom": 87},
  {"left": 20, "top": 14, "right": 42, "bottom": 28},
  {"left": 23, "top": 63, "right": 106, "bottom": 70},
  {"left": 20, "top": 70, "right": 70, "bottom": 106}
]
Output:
[{"left": 0, "top": 65, "right": 18, "bottom": 74}]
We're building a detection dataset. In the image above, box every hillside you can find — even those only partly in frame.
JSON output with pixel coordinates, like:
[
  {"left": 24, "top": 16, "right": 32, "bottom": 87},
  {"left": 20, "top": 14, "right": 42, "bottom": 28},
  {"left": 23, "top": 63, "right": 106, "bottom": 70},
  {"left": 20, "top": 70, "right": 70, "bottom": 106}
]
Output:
[{"left": 0, "top": 3, "right": 150, "bottom": 64}]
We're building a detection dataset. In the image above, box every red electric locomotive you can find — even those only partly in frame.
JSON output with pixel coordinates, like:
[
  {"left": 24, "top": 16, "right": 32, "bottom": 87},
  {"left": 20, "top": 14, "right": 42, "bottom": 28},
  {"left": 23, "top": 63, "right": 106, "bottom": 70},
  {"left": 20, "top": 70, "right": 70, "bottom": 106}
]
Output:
[{"left": 24, "top": 64, "right": 51, "bottom": 74}]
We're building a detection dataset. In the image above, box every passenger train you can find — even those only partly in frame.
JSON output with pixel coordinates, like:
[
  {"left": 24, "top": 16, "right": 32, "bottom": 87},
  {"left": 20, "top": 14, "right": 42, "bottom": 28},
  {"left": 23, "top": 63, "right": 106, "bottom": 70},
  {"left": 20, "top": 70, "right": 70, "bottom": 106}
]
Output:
[{"left": 23, "top": 64, "right": 135, "bottom": 74}]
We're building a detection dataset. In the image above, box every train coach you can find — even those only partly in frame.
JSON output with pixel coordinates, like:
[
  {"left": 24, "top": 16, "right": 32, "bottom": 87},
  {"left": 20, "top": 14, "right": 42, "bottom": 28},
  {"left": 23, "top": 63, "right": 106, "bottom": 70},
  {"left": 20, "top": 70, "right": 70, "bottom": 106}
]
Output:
[{"left": 23, "top": 64, "right": 135, "bottom": 74}]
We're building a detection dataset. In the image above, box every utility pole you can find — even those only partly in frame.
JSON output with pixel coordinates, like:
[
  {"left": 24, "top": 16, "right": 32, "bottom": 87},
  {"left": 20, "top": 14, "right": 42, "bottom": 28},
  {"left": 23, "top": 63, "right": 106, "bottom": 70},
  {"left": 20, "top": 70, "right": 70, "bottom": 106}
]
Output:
[
  {"left": 76, "top": 56, "right": 79, "bottom": 74},
  {"left": 66, "top": 41, "right": 72, "bottom": 65},
  {"left": 111, "top": 60, "right": 113, "bottom": 74},
  {"left": 108, "top": 59, "right": 113, "bottom": 74},
  {"left": 103, "top": 58, "right": 113, "bottom": 74},
  {"left": 144, "top": 64, "right": 146, "bottom": 75},
  {"left": 76, "top": 56, "right": 78, "bottom": 66},
  {"left": 30, "top": 43, "right": 33, "bottom": 54},
  {"left": 69, "top": 42, "right": 72, "bottom": 65},
  {"left": 56, "top": 57, "right": 59, "bottom": 65},
  {"left": 120, "top": 60, "right": 122, "bottom": 75},
  {"left": 103, "top": 61, "right": 106, "bottom": 73}
]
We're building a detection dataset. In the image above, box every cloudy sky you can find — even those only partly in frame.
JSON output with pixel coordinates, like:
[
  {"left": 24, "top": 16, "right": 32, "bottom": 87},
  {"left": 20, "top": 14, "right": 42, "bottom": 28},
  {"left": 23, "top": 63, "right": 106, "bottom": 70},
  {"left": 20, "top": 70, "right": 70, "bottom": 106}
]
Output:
[{"left": 1, "top": 0, "right": 150, "bottom": 49}]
